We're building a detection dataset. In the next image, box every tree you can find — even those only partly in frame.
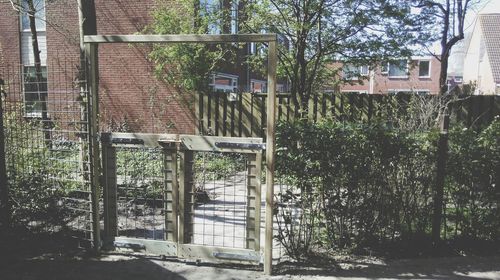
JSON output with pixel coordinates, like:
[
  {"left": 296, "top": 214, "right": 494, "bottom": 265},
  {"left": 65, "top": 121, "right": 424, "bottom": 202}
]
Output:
[
  {"left": 148, "top": 0, "right": 429, "bottom": 118},
  {"left": 147, "top": 0, "right": 234, "bottom": 94},
  {"left": 413, "top": 0, "right": 480, "bottom": 94},
  {"left": 10, "top": 0, "right": 51, "bottom": 146},
  {"left": 241, "top": 0, "right": 430, "bottom": 117},
  {"left": 411, "top": 0, "right": 482, "bottom": 245}
]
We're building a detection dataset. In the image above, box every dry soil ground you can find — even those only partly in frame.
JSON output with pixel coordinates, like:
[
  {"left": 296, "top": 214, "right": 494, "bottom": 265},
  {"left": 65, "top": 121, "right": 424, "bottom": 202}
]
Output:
[{"left": 1, "top": 251, "right": 500, "bottom": 280}]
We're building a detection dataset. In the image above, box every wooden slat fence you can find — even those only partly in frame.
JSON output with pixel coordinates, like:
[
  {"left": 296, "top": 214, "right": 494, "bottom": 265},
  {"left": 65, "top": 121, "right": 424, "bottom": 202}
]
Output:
[{"left": 197, "top": 91, "right": 500, "bottom": 138}]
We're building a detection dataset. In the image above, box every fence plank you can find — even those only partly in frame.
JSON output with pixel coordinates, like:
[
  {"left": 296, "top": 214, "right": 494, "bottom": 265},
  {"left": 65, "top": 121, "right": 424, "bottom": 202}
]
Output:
[{"left": 196, "top": 92, "right": 500, "bottom": 137}]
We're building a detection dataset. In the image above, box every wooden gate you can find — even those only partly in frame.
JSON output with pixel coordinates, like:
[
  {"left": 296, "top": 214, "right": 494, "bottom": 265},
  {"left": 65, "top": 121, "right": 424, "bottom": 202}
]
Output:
[{"left": 101, "top": 132, "right": 263, "bottom": 263}]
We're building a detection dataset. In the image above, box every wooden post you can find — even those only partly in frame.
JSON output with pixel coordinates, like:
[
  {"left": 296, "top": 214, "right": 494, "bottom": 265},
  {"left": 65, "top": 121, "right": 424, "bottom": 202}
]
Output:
[
  {"left": 246, "top": 152, "right": 262, "bottom": 251},
  {"left": 264, "top": 38, "right": 277, "bottom": 275},
  {"left": 102, "top": 136, "right": 117, "bottom": 244},
  {"left": 432, "top": 108, "right": 450, "bottom": 245},
  {"left": 162, "top": 143, "right": 178, "bottom": 242},
  {"left": 178, "top": 149, "right": 194, "bottom": 244},
  {"left": 85, "top": 42, "right": 101, "bottom": 251},
  {"left": 0, "top": 80, "right": 10, "bottom": 228}
]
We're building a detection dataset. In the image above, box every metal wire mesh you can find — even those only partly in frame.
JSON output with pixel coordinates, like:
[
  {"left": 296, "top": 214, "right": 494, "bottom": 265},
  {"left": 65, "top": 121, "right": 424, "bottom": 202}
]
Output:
[
  {"left": 190, "top": 151, "right": 248, "bottom": 248},
  {"left": 109, "top": 146, "right": 255, "bottom": 250},
  {"left": 272, "top": 175, "right": 302, "bottom": 263},
  {"left": 1, "top": 60, "right": 94, "bottom": 243},
  {"left": 115, "top": 146, "right": 165, "bottom": 240}
]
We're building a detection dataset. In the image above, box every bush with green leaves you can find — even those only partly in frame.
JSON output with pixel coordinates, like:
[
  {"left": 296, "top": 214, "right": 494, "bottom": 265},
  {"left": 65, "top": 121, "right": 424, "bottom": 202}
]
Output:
[
  {"left": 4, "top": 109, "right": 83, "bottom": 231},
  {"left": 194, "top": 152, "right": 246, "bottom": 182},
  {"left": 9, "top": 170, "right": 72, "bottom": 231},
  {"left": 446, "top": 118, "right": 500, "bottom": 241},
  {"left": 275, "top": 118, "right": 499, "bottom": 259}
]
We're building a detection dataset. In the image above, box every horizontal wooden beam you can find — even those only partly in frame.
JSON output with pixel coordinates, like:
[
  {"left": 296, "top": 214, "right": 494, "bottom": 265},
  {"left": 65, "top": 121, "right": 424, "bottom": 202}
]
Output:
[
  {"left": 84, "top": 34, "right": 277, "bottom": 44},
  {"left": 178, "top": 244, "right": 261, "bottom": 264},
  {"left": 113, "top": 237, "right": 178, "bottom": 256}
]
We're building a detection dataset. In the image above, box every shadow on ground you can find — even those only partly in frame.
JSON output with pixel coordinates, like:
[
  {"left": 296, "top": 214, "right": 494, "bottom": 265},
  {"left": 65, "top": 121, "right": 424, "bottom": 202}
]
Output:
[
  {"left": 275, "top": 255, "right": 500, "bottom": 279},
  {"left": 1, "top": 230, "right": 499, "bottom": 280},
  {"left": 1, "top": 258, "right": 187, "bottom": 280},
  {"left": 0, "top": 230, "right": 186, "bottom": 280}
]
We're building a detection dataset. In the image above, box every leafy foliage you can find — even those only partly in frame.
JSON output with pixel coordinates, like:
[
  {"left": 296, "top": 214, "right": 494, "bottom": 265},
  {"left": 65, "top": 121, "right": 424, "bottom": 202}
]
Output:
[
  {"left": 275, "top": 118, "right": 499, "bottom": 258},
  {"left": 147, "top": 0, "right": 234, "bottom": 92},
  {"left": 4, "top": 109, "right": 83, "bottom": 230},
  {"left": 9, "top": 170, "right": 71, "bottom": 231},
  {"left": 194, "top": 152, "right": 246, "bottom": 181},
  {"left": 241, "top": 0, "right": 430, "bottom": 116},
  {"left": 446, "top": 118, "right": 500, "bottom": 240}
]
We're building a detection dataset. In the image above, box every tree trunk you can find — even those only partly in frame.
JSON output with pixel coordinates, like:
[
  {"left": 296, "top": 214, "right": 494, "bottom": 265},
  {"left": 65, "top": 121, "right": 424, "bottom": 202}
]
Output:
[
  {"left": 432, "top": 107, "right": 449, "bottom": 246},
  {"left": 27, "top": 0, "right": 51, "bottom": 148},
  {"left": 431, "top": 9, "right": 455, "bottom": 246}
]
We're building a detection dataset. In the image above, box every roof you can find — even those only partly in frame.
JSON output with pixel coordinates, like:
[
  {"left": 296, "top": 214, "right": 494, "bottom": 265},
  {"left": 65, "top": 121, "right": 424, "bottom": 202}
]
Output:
[
  {"left": 480, "top": 14, "right": 500, "bottom": 83},
  {"left": 478, "top": 1, "right": 500, "bottom": 15}
]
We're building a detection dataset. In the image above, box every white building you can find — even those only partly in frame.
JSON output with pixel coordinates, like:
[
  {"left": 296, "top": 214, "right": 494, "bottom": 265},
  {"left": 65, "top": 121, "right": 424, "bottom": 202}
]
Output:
[{"left": 463, "top": 9, "right": 500, "bottom": 95}]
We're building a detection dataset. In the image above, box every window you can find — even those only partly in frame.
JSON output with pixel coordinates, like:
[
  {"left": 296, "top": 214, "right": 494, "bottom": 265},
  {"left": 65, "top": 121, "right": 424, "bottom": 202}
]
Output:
[
  {"left": 388, "top": 89, "right": 411, "bottom": 95},
  {"left": 251, "top": 79, "right": 267, "bottom": 93},
  {"left": 343, "top": 64, "right": 369, "bottom": 80},
  {"left": 23, "top": 66, "right": 47, "bottom": 115},
  {"left": 388, "top": 60, "right": 408, "bottom": 78},
  {"left": 249, "top": 42, "right": 257, "bottom": 54},
  {"left": 419, "top": 60, "right": 431, "bottom": 78},
  {"left": 21, "top": 0, "right": 46, "bottom": 31},
  {"left": 210, "top": 73, "right": 238, "bottom": 92},
  {"left": 250, "top": 29, "right": 268, "bottom": 55}
]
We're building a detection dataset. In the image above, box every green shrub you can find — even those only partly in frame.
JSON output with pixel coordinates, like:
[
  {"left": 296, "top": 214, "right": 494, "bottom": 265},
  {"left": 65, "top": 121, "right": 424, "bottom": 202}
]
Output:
[
  {"left": 276, "top": 120, "right": 438, "bottom": 255},
  {"left": 275, "top": 118, "right": 499, "bottom": 259},
  {"left": 9, "top": 170, "right": 72, "bottom": 231},
  {"left": 446, "top": 118, "right": 500, "bottom": 240},
  {"left": 4, "top": 109, "right": 83, "bottom": 231}
]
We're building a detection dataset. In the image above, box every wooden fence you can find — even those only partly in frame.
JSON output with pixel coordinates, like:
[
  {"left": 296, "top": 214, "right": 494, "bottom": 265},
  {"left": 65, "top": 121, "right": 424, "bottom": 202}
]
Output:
[{"left": 196, "top": 91, "right": 500, "bottom": 138}]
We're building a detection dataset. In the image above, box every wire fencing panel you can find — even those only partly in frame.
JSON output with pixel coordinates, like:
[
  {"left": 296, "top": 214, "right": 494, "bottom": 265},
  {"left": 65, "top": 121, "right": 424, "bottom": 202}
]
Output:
[
  {"left": 1, "top": 60, "right": 94, "bottom": 244},
  {"left": 114, "top": 146, "right": 166, "bottom": 240},
  {"left": 189, "top": 152, "right": 249, "bottom": 248}
]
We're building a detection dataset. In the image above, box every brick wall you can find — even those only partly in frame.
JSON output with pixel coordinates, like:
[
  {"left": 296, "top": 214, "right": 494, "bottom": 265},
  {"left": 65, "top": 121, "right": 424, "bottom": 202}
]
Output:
[
  {"left": 1, "top": 0, "right": 195, "bottom": 134},
  {"left": 0, "top": 2, "right": 22, "bottom": 91},
  {"left": 95, "top": 0, "right": 195, "bottom": 134}
]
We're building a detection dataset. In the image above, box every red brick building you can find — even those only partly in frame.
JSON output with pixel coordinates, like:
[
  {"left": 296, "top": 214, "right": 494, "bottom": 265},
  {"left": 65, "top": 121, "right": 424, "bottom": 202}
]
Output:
[
  {"left": 340, "top": 56, "right": 441, "bottom": 95},
  {"left": 0, "top": 0, "right": 289, "bottom": 134},
  {"left": 0, "top": 0, "right": 196, "bottom": 134}
]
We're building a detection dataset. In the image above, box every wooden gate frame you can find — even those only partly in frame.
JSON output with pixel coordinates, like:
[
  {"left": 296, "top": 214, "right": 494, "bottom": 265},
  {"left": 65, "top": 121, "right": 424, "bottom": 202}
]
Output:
[
  {"left": 84, "top": 34, "right": 278, "bottom": 274},
  {"left": 101, "top": 133, "right": 263, "bottom": 261}
]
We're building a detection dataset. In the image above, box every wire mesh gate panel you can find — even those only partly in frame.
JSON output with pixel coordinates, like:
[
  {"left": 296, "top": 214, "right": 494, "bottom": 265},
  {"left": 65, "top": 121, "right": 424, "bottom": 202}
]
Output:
[
  {"left": 0, "top": 59, "right": 98, "bottom": 245},
  {"left": 102, "top": 133, "right": 263, "bottom": 262}
]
